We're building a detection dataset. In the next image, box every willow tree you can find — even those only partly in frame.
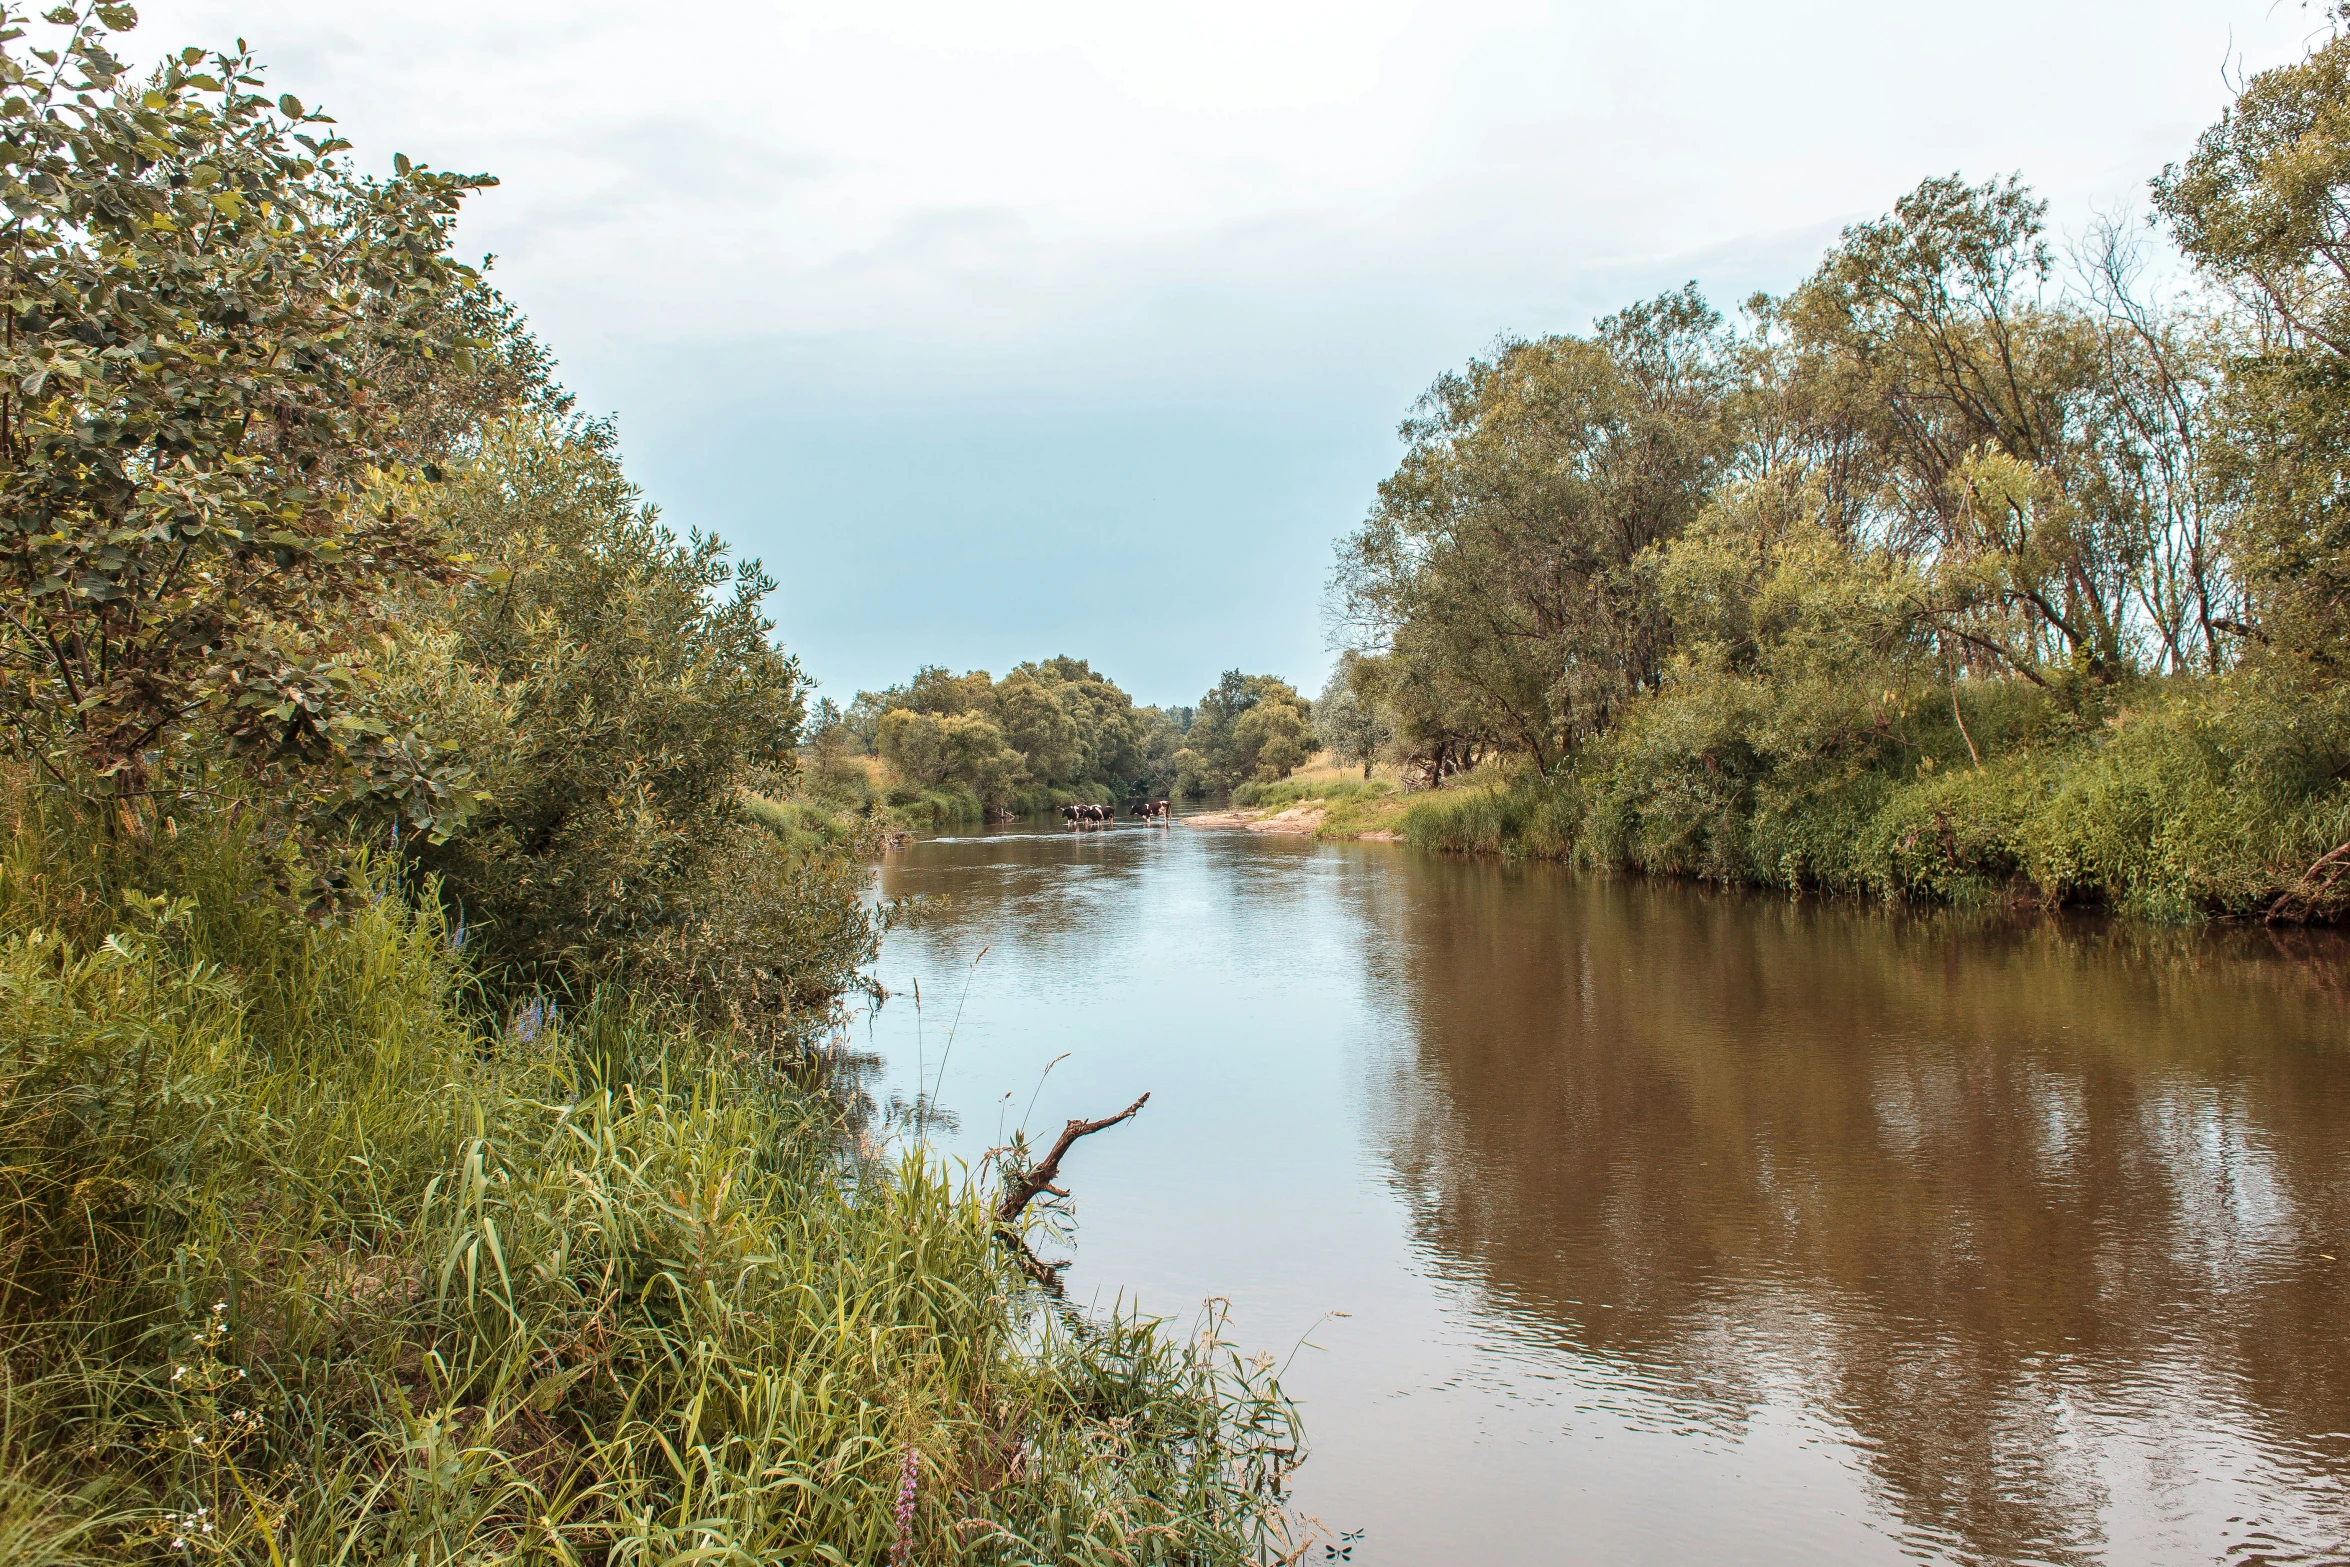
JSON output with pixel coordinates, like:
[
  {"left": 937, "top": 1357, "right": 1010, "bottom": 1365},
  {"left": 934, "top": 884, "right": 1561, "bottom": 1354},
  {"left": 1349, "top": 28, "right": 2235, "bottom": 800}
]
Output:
[
  {"left": 2156, "top": 6, "right": 2350, "bottom": 676},
  {"left": 1329, "top": 286, "right": 1733, "bottom": 771},
  {"left": 1781, "top": 175, "right": 2235, "bottom": 689}
]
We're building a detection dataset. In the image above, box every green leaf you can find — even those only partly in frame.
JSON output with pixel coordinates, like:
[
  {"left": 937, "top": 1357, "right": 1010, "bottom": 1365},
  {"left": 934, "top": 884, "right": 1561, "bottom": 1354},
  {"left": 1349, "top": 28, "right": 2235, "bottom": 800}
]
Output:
[{"left": 277, "top": 92, "right": 302, "bottom": 118}]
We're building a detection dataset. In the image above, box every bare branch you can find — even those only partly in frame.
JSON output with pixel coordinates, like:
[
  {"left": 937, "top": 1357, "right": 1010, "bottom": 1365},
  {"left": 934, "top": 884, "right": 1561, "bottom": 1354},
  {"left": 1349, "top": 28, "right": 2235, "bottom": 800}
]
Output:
[{"left": 996, "top": 1093, "right": 1150, "bottom": 1225}]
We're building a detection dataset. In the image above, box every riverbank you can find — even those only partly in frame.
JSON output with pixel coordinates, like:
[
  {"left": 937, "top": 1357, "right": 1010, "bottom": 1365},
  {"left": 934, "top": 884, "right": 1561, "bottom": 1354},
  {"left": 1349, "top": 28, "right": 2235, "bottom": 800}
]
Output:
[
  {"left": 1396, "top": 675, "right": 2350, "bottom": 925},
  {"left": 1177, "top": 670, "right": 2350, "bottom": 927},
  {"left": 0, "top": 780, "right": 1304, "bottom": 1563},
  {"left": 1184, "top": 764, "right": 1416, "bottom": 840},
  {"left": 1184, "top": 801, "right": 1400, "bottom": 837}
]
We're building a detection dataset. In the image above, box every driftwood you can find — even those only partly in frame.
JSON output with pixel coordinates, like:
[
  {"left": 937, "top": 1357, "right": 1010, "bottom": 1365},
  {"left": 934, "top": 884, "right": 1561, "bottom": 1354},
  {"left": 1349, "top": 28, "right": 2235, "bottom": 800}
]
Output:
[
  {"left": 995, "top": 1093, "right": 1150, "bottom": 1225},
  {"left": 2267, "top": 837, "right": 2350, "bottom": 923}
]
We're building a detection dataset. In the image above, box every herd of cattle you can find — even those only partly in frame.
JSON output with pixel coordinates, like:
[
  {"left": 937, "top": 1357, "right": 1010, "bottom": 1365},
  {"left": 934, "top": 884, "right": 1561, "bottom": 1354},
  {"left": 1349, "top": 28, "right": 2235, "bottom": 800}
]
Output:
[{"left": 1061, "top": 800, "right": 1170, "bottom": 827}]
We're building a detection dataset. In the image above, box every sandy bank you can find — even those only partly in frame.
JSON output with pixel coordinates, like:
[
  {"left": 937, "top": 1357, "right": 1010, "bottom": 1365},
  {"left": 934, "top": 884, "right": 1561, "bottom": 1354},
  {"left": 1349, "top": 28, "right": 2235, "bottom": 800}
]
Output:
[
  {"left": 1181, "top": 803, "right": 1401, "bottom": 840},
  {"left": 1181, "top": 803, "right": 1324, "bottom": 833}
]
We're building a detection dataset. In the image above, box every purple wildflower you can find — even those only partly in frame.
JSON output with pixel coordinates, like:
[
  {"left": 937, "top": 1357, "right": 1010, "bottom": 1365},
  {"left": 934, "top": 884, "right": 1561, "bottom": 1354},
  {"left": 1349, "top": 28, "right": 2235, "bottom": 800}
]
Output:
[{"left": 890, "top": 1444, "right": 920, "bottom": 1566}]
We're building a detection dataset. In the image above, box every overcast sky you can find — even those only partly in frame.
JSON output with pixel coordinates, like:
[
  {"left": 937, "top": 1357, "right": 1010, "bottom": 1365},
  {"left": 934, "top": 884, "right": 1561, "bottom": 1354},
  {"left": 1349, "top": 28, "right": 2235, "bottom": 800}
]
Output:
[{"left": 136, "top": 1, "right": 2330, "bottom": 707}]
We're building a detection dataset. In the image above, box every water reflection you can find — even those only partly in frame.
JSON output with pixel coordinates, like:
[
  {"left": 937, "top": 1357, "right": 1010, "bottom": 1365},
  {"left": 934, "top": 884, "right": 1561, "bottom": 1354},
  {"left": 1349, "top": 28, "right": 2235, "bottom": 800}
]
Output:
[
  {"left": 1352, "top": 855, "right": 2350, "bottom": 1564},
  {"left": 870, "top": 826, "right": 2350, "bottom": 1565}
]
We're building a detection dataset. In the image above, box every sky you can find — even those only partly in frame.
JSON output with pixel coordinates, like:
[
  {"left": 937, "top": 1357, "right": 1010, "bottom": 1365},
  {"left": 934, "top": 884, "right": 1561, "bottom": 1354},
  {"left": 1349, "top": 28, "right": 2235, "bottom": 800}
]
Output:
[{"left": 134, "top": 0, "right": 2333, "bottom": 708}]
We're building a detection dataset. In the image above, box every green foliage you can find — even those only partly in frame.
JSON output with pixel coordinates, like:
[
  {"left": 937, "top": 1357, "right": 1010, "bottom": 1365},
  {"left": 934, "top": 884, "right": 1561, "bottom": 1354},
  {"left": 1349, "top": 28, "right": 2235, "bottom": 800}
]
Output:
[
  {"left": 391, "top": 416, "right": 865, "bottom": 1050},
  {"left": 1342, "top": 13, "right": 2350, "bottom": 924},
  {"left": 0, "top": 11, "right": 1309, "bottom": 1556},
  {"left": 854, "top": 656, "right": 1174, "bottom": 809},
  {"left": 1402, "top": 766, "right": 1576, "bottom": 860},
  {"left": 878, "top": 707, "right": 1019, "bottom": 798},
  {"left": 0, "top": 783, "right": 1305, "bottom": 1563},
  {"left": 1329, "top": 288, "right": 1732, "bottom": 772},
  {"left": 893, "top": 781, "right": 988, "bottom": 829},
  {"left": 1316, "top": 655, "right": 1391, "bottom": 779},
  {"left": 0, "top": 5, "right": 492, "bottom": 834},
  {"left": 1172, "top": 671, "right": 1316, "bottom": 797},
  {"left": 2155, "top": 8, "right": 2350, "bottom": 678},
  {"left": 1400, "top": 674, "right": 2350, "bottom": 922}
]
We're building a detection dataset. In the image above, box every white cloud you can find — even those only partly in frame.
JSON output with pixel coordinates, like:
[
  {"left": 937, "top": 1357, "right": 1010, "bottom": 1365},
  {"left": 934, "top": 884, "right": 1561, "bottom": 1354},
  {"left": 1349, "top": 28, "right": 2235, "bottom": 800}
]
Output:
[
  {"left": 133, "top": 0, "right": 2324, "bottom": 352},
  {"left": 119, "top": 0, "right": 2340, "bottom": 698}
]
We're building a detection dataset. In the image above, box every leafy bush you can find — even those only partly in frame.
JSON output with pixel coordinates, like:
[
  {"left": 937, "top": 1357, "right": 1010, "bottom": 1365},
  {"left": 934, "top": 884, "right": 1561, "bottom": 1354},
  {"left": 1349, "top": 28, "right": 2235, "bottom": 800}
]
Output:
[
  {"left": 1399, "top": 672, "right": 2350, "bottom": 922},
  {"left": 383, "top": 417, "right": 872, "bottom": 1050},
  {"left": 0, "top": 5, "right": 498, "bottom": 841}
]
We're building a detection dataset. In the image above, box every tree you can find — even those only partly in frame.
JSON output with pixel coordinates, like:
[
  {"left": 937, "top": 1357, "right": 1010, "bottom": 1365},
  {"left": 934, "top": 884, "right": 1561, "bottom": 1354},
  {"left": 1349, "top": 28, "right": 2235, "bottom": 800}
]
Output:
[
  {"left": 0, "top": 4, "right": 492, "bottom": 836},
  {"left": 876, "top": 706, "right": 1018, "bottom": 797},
  {"left": 1173, "top": 670, "right": 1315, "bottom": 795},
  {"left": 1330, "top": 287, "right": 1733, "bottom": 770},
  {"left": 1779, "top": 175, "right": 2216, "bottom": 688},
  {"left": 1012, "top": 655, "right": 1149, "bottom": 787},
  {"left": 855, "top": 653, "right": 1160, "bottom": 801},
  {"left": 993, "top": 668, "right": 1082, "bottom": 785},
  {"left": 2154, "top": 7, "right": 2350, "bottom": 673},
  {"left": 1318, "top": 654, "right": 1391, "bottom": 778}
]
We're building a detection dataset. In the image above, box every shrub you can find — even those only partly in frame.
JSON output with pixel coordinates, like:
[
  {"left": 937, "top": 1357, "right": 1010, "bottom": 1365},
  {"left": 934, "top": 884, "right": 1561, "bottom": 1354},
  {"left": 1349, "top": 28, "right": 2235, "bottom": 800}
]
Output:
[
  {"left": 383, "top": 418, "right": 873, "bottom": 1050},
  {"left": 0, "top": 8, "right": 494, "bottom": 838}
]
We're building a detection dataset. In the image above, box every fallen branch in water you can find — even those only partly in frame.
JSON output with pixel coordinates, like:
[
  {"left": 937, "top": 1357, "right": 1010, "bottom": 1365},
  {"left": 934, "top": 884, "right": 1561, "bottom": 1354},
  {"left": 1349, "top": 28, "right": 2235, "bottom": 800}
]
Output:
[
  {"left": 995, "top": 1093, "right": 1150, "bottom": 1225},
  {"left": 2268, "top": 836, "right": 2350, "bottom": 923},
  {"left": 998, "top": 1228, "right": 1071, "bottom": 1296}
]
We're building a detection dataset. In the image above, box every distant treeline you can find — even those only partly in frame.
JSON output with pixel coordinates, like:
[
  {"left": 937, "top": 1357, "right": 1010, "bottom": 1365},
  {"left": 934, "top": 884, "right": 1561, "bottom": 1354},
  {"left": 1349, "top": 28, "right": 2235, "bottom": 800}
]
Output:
[
  {"left": 805, "top": 662, "right": 1318, "bottom": 819},
  {"left": 1325, "top": 15, "right": 2350, "bottom": 922}
]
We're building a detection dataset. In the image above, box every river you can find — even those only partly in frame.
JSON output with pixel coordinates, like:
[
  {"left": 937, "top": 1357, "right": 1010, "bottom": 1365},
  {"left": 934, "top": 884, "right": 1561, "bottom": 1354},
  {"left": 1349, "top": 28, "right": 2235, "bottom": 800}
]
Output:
[{"left": 860, "top": 818, "right": 2350, "bottom": 1566}]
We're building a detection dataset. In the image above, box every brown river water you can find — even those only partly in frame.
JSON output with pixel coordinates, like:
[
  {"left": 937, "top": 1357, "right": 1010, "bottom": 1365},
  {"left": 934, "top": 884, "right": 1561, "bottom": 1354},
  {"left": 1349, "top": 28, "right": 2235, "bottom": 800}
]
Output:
[{"left": 863, "top": 819, "right": 2350, "bottom": 1566}]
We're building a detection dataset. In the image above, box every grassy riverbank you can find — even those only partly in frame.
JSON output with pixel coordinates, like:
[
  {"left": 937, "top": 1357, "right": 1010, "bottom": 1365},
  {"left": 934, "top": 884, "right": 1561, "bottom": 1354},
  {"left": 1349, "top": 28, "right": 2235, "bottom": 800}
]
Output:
[
  {"left": 1203, "top": 760, "right": 1415, "bottom": 839},
  {"left": 0, "top": 785, "right": 1303, "bottom": 1564},
  {"left": 1399, "top": 675, "right": 2350, "bottom": 923}
]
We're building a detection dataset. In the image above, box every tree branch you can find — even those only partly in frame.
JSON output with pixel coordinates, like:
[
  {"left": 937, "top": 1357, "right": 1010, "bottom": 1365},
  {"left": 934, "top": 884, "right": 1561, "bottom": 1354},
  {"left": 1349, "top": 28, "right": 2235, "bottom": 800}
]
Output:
[{"left": 995, "top": 1093, "right": 1149, "bottom": 1225}]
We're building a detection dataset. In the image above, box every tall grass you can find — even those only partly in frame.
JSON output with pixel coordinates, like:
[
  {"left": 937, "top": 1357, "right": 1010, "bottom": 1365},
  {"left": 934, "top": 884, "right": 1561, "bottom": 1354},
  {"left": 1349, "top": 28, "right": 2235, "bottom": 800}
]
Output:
[
  {"left": 1228, "top": 778, "right": 1391, "bottom": 811},
  {"left": 0, "top": 777, "right": 1304, "bottom": 1563}
]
